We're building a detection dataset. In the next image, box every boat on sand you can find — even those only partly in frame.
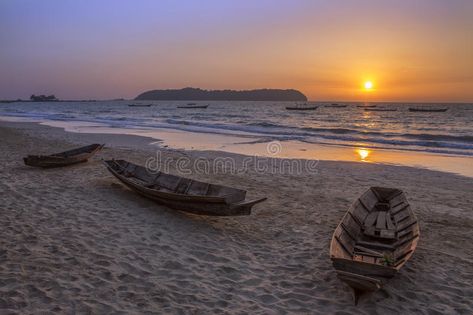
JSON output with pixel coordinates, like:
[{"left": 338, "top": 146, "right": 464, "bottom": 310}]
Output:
[
  {"left": 330, "top": 187, "right": 419, "bottom": 304},
  {"left": 24, "top": 144, "right": 104, "bottom": 168},
  {"left": 103, "top": 159, "right": 267, "bottom": 216}
]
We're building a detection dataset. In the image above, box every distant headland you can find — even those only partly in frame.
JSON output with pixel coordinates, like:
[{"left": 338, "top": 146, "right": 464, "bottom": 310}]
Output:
[{"left": 135, "top": 87, "right": 307, "bottom": 101}]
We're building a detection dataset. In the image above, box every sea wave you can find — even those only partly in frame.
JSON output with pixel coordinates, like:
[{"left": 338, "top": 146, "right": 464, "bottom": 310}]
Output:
[
  {"left": 1, "top": 103, "right": 472, "bottom": 156},
  {"left": 164, "top": 119, "right": 473, "bottom": 146}
]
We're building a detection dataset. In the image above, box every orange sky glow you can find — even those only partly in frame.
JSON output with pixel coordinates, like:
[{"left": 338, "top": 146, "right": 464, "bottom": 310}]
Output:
[{"left": 1, "top": 1, "right": 472, "bottom": 102}]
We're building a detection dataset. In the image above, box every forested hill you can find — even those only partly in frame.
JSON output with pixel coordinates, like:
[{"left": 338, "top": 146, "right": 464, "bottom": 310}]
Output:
[{"left": 135, "top": 88, "right": 307, "bottom": 101}]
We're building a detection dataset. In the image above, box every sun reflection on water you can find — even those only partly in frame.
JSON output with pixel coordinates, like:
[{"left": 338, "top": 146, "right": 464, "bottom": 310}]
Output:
[{"left": 356, "top": 148, "right": 371, "bottom": 161}]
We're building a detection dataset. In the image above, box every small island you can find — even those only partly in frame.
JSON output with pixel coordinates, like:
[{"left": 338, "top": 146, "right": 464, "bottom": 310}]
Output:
[
  {"left": 135, "top": 87, "right": 307, "bottom": 101},
  {"left": 30, "top": 94, "right": 59, "bottom": 102}
]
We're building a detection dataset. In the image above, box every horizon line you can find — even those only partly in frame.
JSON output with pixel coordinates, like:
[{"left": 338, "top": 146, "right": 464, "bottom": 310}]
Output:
[{"left": 2, "top": 98, "right": 472, "bottom": 104}]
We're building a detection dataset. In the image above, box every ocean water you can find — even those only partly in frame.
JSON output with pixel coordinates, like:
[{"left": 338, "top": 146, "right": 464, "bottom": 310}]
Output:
[{"left": 1, "top": 101, "right": 472, "bottom": 156}]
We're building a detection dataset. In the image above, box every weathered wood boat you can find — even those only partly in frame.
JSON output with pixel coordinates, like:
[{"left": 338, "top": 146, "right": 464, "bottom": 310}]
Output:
[
  {"left": 177, "top": 105, "right": 209, "bottom": 109},
  {"left": 285, "top": 106, "right": 318, "bottom": 111},
  {"left": 24, "top": 144, "right": 104, "bottom": 168},
  {"left": 409, "top": 108, "right": 448, "bottom": 112},
  {"left": 330, "top": 187, "right": 419, "bottom": 303},
  {"left": 364, "top": 108, "right": 397, "bottom": 112},
  {"left": 128, "top": 104, "right": 151, "bottom": 107},
  {"left": 356, "top": 105, "right": 377, "bottom": 108},
  {"left": 103, "top": 159, "right": 267, "bottom": 216}
]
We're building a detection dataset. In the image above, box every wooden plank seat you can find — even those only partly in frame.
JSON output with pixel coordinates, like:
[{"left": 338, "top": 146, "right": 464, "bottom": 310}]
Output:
[
  {"left": 363, "top": 210, "right": 397, "bottom": 240},
  {"left": 103, "top": 159, "right": 266, "bottom": 216},
  {"left": 144, "top": 172, "right": 162, "bottom": 188},
  {"left": 354, "top": 245, "right": 383, "bottom": 258},
  {"left": 356, "top": 240, "right": 395, "bottom": 251}
]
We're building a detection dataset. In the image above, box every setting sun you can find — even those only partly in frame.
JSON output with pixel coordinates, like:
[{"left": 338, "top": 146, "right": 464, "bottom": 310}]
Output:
[{"left": 364, "top": 81, "right": 373, "bottom": 90}]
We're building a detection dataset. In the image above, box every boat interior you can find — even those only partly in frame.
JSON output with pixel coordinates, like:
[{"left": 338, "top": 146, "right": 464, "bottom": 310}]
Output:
[
  {"left": 107, "top": 160, "right": 245, "bottom": 199},
  {"left": 332, "top": 187, "right": 419, "bottom": 267},
  {"left": 51, "top": 144, "right": 101, "bottom": 158}
]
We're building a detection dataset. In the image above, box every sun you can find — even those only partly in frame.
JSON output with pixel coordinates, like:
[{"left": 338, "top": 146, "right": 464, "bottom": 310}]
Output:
[{"left": 364, "top": 81, "right": 373, "bottom": 90}]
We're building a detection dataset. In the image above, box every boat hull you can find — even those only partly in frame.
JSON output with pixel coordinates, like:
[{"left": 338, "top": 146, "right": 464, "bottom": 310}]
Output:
[
  {"left": 409, "top": 108, "right": 447, "bottom": 112},
  {"left": 104, "top": 160, "right": 266, "bottom": 216},
  {"left": 285, "top": 106, "right": 318, "bottom": 111},
  {"left": 24, "top": 144, "right": 104, "bottom": 168},
  {"left": 177, "top": 105, "right": 209, "bottom": 109},
  {"left": 329, "top": 187, "right": 419, "bottom": 300}
]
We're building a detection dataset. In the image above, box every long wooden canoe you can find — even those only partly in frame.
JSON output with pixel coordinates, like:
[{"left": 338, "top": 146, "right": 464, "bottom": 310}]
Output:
[
  {"left": 330, "top": 187, "right": 419, "bottom": 303},
  {"left": 128, "top": 104, "right": 151, "bottom": 107},
  {"left": 409, "top": 108, "right": 448, "bottom": 112},
  {"left": 103, "top": 159, "right": 267, "bottom": 216},
  {"left": 177, "top": 105, "right": 209, "bottom": 109},
  {"left": 285, "top": 106, "right": 318, "bottom": 111},
  {"left": 24, "top": 144, "right": 104, "bottom": 168}
]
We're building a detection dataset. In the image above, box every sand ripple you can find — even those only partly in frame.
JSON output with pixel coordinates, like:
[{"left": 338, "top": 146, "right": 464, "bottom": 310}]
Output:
[{"left": 0, "top": 123, "right": 472, "bottom": 314}]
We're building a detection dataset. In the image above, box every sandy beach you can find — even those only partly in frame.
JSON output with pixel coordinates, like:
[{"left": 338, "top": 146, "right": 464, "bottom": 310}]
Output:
[{"left": 1, "top": 121, "right": 472, "bottom": 314}]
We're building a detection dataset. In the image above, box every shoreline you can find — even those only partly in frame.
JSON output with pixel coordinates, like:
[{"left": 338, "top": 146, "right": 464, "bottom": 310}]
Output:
[
  {"left": 1, "top": 121, "right": 473, "bottom": 313},
  {"left": 1, "top": 117, "right": 472, "bottom": 178}
]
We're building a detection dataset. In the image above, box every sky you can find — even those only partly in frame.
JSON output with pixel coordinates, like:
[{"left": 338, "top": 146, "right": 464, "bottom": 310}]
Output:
[{"left": 1, "top": 0, "right": 472, "bottom": 102}]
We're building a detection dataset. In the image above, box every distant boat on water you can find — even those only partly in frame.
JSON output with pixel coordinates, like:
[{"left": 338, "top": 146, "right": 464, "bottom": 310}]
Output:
[
  {"left": 286, "top": 105, "right": 318, "bottom": 111},
  {"left": 364, "top": 108, "right": 397, "bottom": 112},
  {"left": 357, "top": 104, "right": 377, "bottom": 108},
  {"left": 177, "top": 104, "right": 209, "bottom": 109},
  {"left": 409, "top": 108, "right": 448, "bottom": 113},
  {"left": 128, "top": 104, "right": 151, "bottom": 107}
]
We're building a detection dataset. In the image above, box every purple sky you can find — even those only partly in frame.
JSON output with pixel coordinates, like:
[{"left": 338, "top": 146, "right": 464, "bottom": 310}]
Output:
[{"left": 1, "top": 0, "right": 472, "bottom": 101}]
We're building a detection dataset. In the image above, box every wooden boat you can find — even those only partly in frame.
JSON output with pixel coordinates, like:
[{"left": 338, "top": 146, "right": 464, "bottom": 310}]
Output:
[
  {"left": 128, "top": 104, "right": 151, "bottom": 107},
  {"left": 285, "top": 106, "right": 318, "bottom": 111},
  {"left": 24, "top": 144, "right": 104, "bottom": 168},
  {"left": 330, "top": 187, "right": 419, "bottom": 303},
  {"left": 364, "top": 108, "right": 397, "bottom": 112},
  {"left": 409, "top": 108, "right": 448, "bottom": 112},
  {"left": 325, "top": 104, "right": 347, "bottom": 108},
  {"left": 357, "top": 105, "right": 377, "bottom": 108},
  {"left": 103, "top": 159, "right": 267, "bottom": 216},
  {"left": 177, "top": 105, "right": 209, "bottom": 109}
]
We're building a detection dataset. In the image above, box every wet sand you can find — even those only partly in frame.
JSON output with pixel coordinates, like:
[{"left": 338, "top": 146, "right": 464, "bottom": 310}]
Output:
[
  {"left": 2, "top": 116, "right": 472, "bottom": 177},
  {"left": 0, "top": 121, "right": 472, "bottom": 314}
]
